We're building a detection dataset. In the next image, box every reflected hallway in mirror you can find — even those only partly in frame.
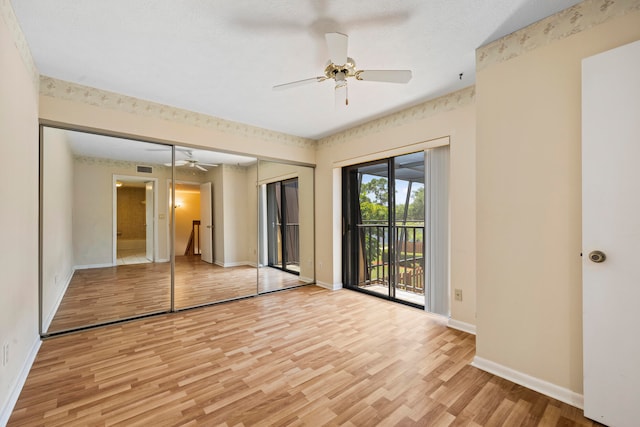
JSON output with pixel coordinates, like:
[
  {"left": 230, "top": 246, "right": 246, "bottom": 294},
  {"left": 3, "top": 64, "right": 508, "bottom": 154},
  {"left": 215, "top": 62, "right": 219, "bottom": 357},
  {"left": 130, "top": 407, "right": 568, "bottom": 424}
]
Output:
[
  {"left": 172, "top": 147, "right": 259, "bottom": 309},
  {"left": 41, "top": 127, "right": 173, "bottom": 334}
]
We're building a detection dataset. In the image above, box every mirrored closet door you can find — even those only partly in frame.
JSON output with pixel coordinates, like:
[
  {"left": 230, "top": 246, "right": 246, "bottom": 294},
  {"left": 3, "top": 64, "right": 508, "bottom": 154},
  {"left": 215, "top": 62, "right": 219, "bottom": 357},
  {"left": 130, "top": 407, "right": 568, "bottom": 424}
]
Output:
[
  {"left": 40, "top": 126, "right": 315, "bottom": 336},
  {"left": 40, "top": 127, "right": 173, "bottom": 334}
]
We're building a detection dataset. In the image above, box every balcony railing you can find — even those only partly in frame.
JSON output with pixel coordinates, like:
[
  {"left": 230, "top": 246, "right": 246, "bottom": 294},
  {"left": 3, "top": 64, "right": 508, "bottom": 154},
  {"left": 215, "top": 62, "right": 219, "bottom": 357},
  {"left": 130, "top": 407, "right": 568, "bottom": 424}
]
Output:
[
  {"left": 272, "top": 223, "right": 300, "bottom": 271},
  {"left": 356, "top": 223, "right": 425, "bottom": 295}
]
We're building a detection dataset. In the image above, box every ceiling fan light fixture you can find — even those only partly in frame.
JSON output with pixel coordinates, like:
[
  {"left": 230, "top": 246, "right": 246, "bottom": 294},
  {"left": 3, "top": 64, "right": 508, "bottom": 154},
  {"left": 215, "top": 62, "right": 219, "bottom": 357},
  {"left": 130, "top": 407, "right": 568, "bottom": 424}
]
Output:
[{"left": 334, "top": 71, "right": 347, "bottom": 88}]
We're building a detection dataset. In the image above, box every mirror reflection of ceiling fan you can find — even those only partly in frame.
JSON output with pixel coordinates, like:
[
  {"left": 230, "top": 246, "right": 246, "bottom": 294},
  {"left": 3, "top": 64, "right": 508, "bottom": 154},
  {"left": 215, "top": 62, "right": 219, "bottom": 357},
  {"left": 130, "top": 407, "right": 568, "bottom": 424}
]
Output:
[
  {"left": 163, "top": 150, "right": 218, "bottom": 171},
  {"left": 274, "top": 32, "right": 412, "bottom": 107}
]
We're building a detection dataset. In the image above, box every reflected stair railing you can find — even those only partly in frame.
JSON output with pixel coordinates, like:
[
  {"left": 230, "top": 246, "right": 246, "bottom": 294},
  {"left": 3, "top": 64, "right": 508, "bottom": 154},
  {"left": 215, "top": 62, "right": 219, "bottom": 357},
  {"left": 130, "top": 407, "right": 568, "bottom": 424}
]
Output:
[{"left": 184, "top": 220, "right": 201, "bottom": 256}]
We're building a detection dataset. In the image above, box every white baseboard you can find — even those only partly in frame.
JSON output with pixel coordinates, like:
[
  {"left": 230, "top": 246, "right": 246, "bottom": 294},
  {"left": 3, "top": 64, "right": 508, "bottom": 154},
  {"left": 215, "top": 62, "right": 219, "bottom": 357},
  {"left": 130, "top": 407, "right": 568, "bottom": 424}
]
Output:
[
  {"left": 216, "top": 261, "right": 253, "bottom": 268},
  {"left": 74, "top": 263, "right": 113, "bottom": 270},
  {"left": 447, "top": 319, "right": 476, "bottom": 335},
  {"left": 471, "top": 356, "right": 584, "bottom": 409},
  {"left": 299, "top": 275, "right": 314, "bottom": 283},
  {"left": 0, "top": 336, "right": 41, "bottom": 426},
  {"left": 315, "top": 281, "right": 343, "bottom": 291}
]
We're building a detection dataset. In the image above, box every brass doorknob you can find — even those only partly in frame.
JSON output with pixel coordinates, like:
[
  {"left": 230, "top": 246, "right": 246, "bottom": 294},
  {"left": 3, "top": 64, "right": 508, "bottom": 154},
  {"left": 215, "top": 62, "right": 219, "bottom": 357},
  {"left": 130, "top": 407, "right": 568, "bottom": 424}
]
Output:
[{"left": 588, "top": 250, "right": 606, "bottom": 263}]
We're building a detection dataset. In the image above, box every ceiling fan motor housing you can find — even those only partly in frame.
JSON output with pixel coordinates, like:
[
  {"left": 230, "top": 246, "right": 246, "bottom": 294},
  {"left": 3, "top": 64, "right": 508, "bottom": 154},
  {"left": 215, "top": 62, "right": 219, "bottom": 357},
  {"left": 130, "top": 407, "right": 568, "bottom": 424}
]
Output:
[{"left": 324, "top": 57, "right": 356, "bottom": 81}]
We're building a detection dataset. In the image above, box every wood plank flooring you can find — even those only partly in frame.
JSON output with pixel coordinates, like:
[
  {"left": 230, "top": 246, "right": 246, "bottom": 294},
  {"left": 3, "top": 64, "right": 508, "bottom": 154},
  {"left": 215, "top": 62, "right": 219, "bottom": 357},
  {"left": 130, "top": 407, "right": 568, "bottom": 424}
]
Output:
[
  {"left": 48, "top": 256, "right": 304, "bottom": 333},
  {"left": 14, "top": 286, "right": 599, "bottom": 426}
]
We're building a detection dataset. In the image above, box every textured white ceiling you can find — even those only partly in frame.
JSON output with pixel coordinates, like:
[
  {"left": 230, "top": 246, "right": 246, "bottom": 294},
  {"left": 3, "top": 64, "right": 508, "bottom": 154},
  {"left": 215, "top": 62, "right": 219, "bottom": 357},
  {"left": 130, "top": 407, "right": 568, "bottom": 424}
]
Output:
[{"left": 13, "top": 0, "right": 582, "bottom": 140}]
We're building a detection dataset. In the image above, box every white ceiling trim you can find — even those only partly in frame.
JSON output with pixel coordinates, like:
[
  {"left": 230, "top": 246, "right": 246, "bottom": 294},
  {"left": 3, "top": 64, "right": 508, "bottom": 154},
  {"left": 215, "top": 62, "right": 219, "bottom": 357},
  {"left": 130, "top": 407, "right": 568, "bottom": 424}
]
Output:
[{"left": 477, "top": 0, "right": 640, "bottom": 71}]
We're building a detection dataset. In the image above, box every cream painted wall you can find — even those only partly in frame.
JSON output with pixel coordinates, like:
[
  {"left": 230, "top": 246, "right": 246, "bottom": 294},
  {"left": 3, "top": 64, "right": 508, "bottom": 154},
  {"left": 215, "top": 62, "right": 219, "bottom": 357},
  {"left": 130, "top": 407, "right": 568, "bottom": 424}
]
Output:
[
  {"left": 0, "top": 7, "right": 40, "bottom": 422},
  {"left": 315, "top": 92, "right": 477, "bottom": 326},
  {"left": 245, "top": 164, "right": 258, "bottom": 267},
  {"left": 73, "top": 158, "right": 172, "bottom": 266},
  {"left": 210, "top": 166, "right": 225, "bottom": 265},
  {"left": 296, "top": 166, "right": 314, "bottom": 282},
  {"left": 476, "top": 10, "right": 640, "bottom": 394},
  {"left": 41, "top": 127, "right": 75, "bottom": 327},
  {"left": 221, "top": 165, "right": 254, "bottom": 266}
]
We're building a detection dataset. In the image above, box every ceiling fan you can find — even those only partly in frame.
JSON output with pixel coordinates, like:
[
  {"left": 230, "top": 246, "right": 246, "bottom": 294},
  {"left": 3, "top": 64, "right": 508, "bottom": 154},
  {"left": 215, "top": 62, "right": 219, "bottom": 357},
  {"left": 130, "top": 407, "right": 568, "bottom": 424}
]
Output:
[
  {"left": 164, "top": 150, "right": 218, "bottom": 171},
  {"left": 273, "top": 32, "right": 412, "bottom": 107}
]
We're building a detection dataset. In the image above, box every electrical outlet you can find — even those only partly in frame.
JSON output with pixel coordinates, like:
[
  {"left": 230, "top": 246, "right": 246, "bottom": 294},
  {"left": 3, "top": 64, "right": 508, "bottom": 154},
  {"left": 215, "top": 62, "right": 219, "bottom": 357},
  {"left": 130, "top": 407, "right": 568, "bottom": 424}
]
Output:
[
  {"left": 454, "top": 289, "right": 463, "bottom": 301},
  {"left": 2, "top": 343, "right": 8, "bottom": 367}
]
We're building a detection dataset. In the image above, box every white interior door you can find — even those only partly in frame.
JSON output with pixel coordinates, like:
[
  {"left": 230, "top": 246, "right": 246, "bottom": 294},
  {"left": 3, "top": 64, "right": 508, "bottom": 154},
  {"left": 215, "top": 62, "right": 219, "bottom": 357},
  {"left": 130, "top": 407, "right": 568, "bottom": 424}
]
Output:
[
  {"left": 145, "top": 181, "right": 154, "bottom": 261},
  {"left": 200, "top": 182, "right": 213, "bottom": 264},
  {"left": 582, "top": 40, "right": 640, "bottom": 427}
]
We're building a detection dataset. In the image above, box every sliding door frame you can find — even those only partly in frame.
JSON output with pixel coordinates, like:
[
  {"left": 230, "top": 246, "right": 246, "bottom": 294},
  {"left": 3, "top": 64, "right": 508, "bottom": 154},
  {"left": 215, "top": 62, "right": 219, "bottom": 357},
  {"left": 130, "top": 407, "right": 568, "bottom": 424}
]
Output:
[
  {"left": 342, "top": 155, "right": 423, "bottom": 309},
  {"left": 266, "top": 177, "right": 300, "bottom": 275}
]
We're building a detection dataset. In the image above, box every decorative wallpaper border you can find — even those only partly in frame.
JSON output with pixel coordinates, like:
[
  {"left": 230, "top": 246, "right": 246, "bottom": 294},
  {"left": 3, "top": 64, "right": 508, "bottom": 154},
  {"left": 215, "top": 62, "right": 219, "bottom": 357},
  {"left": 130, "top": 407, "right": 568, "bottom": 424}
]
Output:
[
  {"left": 317, "top": 85, "right": 475, "bottom": 148},
  {"left": 75, "top": 155, "right": 211, "bottom": 178},
  {"left": 40, "top": 76, "right": 316, "bottom": 150},
  {"left": 477, "top": 0, "right": 640, "bottom": 70},
  {"left": 74, "top": 155, "right": 168, "bottom": 170},
  {"left": 1, "top": 0, "right": 39, "bottom": 87}
]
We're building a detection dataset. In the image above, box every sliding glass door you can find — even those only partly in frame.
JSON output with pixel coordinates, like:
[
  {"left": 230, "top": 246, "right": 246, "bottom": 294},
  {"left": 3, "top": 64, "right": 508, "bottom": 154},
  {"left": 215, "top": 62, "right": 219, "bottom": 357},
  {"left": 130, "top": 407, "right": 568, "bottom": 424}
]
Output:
[
  {"left": 342, "top": 152, "right": 426, "bottom": 308},
  {"left": 266, "top": 178, "right": 300, "bottom": 275}
]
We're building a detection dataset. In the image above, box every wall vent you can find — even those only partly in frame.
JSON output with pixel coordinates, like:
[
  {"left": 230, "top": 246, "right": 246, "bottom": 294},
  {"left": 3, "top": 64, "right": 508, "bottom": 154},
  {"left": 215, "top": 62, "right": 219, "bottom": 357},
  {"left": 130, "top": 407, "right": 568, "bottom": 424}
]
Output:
[{"left": 137, "top": 165, "right": 153, "bottom": 174}]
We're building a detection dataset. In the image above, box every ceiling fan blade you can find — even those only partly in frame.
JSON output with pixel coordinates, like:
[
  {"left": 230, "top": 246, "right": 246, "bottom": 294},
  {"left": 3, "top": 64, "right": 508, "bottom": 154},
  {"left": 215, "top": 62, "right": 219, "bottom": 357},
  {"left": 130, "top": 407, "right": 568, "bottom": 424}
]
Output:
[
  {"left": 325, "top": 32, "right": 348, "bottom": 65},
  {"left": 356, "top": 70, "right": 412, "bottom": 84},
  {"left": 195, "top": 164, "right": 208, "bottom": 172},
  {"left": 198, "top": 162, "right": 219, "bottom": 167},
  {"left": 167, "top": 160, "right": 188, "bottom": 167},
  {"left": 273, "top": 76, "right": 326, "bottom": 91}
]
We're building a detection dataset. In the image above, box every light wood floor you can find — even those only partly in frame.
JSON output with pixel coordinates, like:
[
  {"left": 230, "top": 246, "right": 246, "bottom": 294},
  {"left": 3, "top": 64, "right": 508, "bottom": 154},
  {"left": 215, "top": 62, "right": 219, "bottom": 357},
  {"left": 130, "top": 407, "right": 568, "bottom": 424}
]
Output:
[
  {"left": 48, "top": 256, "right": 304, "bottom": 333},
  {"left": 15, "top": 286, "right": 599, "bottom": 426}
]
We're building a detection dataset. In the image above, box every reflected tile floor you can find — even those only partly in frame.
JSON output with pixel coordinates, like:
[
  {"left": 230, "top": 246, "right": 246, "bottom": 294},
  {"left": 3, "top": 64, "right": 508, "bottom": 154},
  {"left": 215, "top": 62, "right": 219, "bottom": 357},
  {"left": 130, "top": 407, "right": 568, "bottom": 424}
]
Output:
[{"left": 117, "top": 249, "right": 152, "bottom": 265}]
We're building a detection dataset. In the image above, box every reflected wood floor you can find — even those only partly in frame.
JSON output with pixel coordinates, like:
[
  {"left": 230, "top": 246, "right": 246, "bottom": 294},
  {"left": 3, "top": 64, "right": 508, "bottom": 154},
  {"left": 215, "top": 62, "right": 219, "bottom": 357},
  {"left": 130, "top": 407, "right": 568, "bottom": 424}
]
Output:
[
  {"left": 48, "top": 256, "right": 303, "bottom": 333},
  {"left": 14, "top": 287, "right": 599, "bottom": 426},
  {"left": 48, "top": 263, "right": 172, "bottom": 332},
  {"left": 174, "top": 257, "right": 257, "bottom": 308},
  {"left": 258, "top": 266, "right": 306, "bottom": 293}
]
